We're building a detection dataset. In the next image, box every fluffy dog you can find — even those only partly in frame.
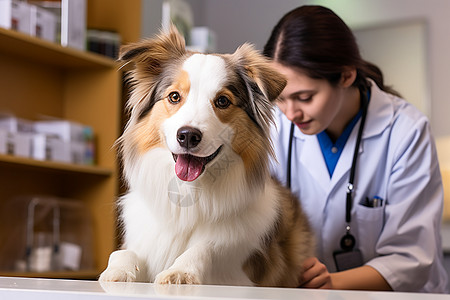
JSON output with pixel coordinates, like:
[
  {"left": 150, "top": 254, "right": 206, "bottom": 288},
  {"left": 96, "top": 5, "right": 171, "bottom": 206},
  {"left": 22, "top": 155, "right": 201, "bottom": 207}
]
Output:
[{"left": 99, "top": 27, "right": 314, "bottom": 287}]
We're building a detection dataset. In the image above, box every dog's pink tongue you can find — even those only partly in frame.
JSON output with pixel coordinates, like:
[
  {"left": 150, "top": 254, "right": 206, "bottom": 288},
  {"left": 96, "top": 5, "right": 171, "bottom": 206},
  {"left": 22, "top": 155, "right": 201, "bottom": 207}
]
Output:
[{"left": 175, "top": 154, "right": 204, "bottom": 182}]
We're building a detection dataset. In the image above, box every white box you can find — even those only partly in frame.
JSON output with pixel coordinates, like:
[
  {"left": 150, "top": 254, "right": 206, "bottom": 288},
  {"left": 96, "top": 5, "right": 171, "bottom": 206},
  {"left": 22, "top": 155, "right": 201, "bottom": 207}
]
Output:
[
  {"left": 30, "top": 5, "right": 57, "bottom": 42},
  {"left": 61, "top": 0, "right": 86, "bottom": 50},
  {"left": 0, "top": 114, "right": 34, "bottom": 133},
  {"left": 29, "top": 245, "right": 52, "bottom": 272},
  {"left": 47, "top": 138, "right": 71, "bottom": 163},
  {"left": 49, "top": 139, "right": 71, "bottom": 163},
  {"left": 60, "top": 242, "right": 82, "bottom": 271},
  {"left": 0, "top": 129, "right": 7, "bottom": 154},
  {"left": 7, "top": 132, "right": 32, "bottom": 157},
  {"left": 34, "top": 120, "right": 85, "bottom": 142},
  {"left": 33, "top": 120, "right": 94, "bottom": 165},
  {"left": 31, "top": 133, "right": 50, "bottom": 161},
  {"left": 0, "top": 0, "right": 32, "bottom": 35},
  {"left": 70, "top": 142, "right": 85, "bottom": 164},
  {"left": 31, "top": 133, "right": 71, "bottom": 163}
]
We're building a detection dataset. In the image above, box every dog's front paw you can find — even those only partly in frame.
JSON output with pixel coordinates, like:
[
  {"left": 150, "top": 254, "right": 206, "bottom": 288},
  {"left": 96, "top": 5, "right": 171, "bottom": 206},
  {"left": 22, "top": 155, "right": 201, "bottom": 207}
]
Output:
[
  {"left": 155, "top": 269, "right": 201, "bottom": 285},
  {"left": 99, "top": 267, "right": 138, "bottom": 283}
]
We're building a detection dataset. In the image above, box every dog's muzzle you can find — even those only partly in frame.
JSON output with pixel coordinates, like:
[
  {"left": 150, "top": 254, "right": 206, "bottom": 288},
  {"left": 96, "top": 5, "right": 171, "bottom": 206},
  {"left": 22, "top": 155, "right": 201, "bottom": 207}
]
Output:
[{"left": 172, "top": 145, "right": 223, "bottom": 182}]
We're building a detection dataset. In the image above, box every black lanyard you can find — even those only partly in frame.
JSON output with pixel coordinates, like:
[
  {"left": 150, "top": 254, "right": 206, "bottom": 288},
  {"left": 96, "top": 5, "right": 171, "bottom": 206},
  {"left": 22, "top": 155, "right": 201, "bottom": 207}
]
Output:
[
  {"left": 286, "top": 88, "right": 369, "bottom": 250},
  {"left": 346, "top": 90, "right": 369, "bottom": 224},
  {"left": 342, "top": 89, "right": 369, "bottom": 250},
  {"left": 286, "top": 122, "right": 295, "bottom": 189}
]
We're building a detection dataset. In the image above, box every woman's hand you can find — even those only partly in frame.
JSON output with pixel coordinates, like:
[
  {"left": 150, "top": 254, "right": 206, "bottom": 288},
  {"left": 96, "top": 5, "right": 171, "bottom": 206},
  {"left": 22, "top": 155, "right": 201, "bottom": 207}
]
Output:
[
  {"left": 298, "top": 257, "right": 392, "bottom": 291},
  {"left": 299, "top": 257, "right": 333, "bottom": 289}
]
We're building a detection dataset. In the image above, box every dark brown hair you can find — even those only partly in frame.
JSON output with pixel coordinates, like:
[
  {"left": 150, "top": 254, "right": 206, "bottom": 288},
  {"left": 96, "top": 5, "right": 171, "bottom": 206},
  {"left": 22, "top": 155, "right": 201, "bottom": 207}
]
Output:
[{"left": 264, "top": 5, "right": 399, "bottom": 96}]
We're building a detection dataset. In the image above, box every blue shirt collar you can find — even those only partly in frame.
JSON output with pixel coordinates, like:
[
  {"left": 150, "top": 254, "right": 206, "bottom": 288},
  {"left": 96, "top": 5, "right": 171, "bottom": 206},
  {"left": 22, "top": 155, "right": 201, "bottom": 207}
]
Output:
[{"left": 317, "top": 90, "right": 370, "bottom": 177}]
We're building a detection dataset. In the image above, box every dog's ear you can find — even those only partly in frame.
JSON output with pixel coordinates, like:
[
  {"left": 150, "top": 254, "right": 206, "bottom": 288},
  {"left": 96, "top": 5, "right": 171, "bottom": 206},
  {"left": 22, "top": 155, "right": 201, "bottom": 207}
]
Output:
[
  {"left": 228, "top": 44, "right": 286, "bottom": 135},
  {"left": 118, "top": 25, "right": 186, "bottom": 76},
  {"left": 233, "top": 44, "right": 286, "bottom": 103}
]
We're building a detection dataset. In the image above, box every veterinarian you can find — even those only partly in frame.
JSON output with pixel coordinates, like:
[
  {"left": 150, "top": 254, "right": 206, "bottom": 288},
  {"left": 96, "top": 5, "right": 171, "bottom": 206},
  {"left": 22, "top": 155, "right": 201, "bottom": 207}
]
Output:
[{"left": 265, "top": 5, "right": 448, "bottom": 293}]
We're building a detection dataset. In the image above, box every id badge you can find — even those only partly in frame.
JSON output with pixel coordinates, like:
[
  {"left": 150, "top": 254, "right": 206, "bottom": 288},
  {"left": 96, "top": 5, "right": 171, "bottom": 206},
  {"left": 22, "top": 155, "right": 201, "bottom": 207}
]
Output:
[{"left": 333, "top": 249, "right": 363, "bottom": 271}]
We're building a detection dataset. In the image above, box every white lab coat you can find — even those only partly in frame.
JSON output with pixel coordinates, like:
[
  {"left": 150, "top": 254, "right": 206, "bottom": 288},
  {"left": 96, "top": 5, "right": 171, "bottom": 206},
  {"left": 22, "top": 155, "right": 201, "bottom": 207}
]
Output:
[{"left": 270, "top": 80, "right": 448, "bottom": 293}]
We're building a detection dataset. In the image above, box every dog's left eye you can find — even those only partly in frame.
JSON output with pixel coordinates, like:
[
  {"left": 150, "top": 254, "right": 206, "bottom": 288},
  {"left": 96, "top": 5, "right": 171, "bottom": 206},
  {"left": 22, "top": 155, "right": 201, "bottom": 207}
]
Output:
[
  {"left": 215, "top": 96, "right": 231, "bottom": 109},
  {"left": 168, "top": 92, "right": 181, "bottom": 104}
]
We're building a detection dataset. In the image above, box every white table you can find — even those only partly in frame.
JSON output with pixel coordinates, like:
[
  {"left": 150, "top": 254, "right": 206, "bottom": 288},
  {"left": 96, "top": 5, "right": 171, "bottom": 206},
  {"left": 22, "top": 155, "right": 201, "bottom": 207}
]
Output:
[{"left": 0, "top": 276, "right": 448, "bottom": 300}]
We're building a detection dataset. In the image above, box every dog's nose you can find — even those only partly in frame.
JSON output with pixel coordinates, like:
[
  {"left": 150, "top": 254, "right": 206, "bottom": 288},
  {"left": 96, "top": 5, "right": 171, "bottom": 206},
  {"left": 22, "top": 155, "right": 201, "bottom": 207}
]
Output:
[{"left": 177, "top": 126, "right": 202, "bottom": 149}]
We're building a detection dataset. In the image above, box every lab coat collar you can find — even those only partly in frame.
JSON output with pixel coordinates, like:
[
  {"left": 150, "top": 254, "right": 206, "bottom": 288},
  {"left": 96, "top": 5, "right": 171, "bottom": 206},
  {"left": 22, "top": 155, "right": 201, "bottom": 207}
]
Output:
[
  {"left": 362, "top": 79, "right": 394, "bottom": 139},
  {"left": 297, "top": 131, "right": 355, "bottom": 193},
  {"left": 299, "top": 134, "right": 331, "bottom": 192},
  {"left": 330, "top": 81, "right": 395, "bottom": 188}
]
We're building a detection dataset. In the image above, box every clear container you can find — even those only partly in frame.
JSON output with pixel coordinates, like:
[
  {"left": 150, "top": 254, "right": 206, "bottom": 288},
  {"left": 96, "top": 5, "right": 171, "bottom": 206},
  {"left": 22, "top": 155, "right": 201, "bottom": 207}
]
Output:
[{"left": 0, "top": 195, "right": 94, "bottom": 273}]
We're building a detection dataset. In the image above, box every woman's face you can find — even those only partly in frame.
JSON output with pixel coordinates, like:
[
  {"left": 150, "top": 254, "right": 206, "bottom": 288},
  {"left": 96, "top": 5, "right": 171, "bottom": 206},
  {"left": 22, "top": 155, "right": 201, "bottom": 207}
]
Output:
[{"left": 273, "top": 63, "right": 350, "bottom": 138}]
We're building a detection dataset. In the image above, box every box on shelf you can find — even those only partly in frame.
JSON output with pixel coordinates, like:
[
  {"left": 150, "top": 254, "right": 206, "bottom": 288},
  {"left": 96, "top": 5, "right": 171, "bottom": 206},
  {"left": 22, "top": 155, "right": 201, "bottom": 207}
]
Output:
[
  {"left": 86, "top": 29, "right": 121, "bottom": 59},
  {"left": 0, "top": 195, "right": 94, "bottom": 273},
  {"left": 31, "top": 134, "right": 88, "bottom": 165},
  {"left": 0, "top": 0, "right": 32, "bottom": 35},
  {"left": 30, "top": 0, "right": 87, "bottom": 49},
  {"left": 7, "top": 132, "right": 32, "bottom": 157},
  {"left": 60, "top": 0, "right": 86, "bottom": 50},
  {"left": 0, "top": 129, "right": 7, "bottom": 155},
  {"left": 33, "top": 120, "right": 94, "bottom": 164},
  {"left": 30, "top": 4, "right": 57, "bottom": 42},
  {"left": 32, "top": 134, "right": 68, "bottom": 163},
  {"left": 0, "top": 114, "right": 33, "bottom": 158},
  {"left": 34, "top": 119, "right": 86, "bottom": 143},
  {"left": 33, "top": 120, "right": 95, "bottom": 165},
  {"left": 71, "top": 141, "right": 86, "bottom": 164},
  {"left": 1, "top": 0, "right": 84, "bottom": 48},
  {"left": 0, "top": 114, "right": 95, "bottom": 165},
  {"left": 0, "top": 113, "right": 34, "bottom": 133}
]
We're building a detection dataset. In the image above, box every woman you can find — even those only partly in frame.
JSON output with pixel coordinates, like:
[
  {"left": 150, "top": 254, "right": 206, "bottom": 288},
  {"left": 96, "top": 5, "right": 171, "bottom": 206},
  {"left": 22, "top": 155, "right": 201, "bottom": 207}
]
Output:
[{"left": 264, "top": 5, "right": 448, "bottom": 292}]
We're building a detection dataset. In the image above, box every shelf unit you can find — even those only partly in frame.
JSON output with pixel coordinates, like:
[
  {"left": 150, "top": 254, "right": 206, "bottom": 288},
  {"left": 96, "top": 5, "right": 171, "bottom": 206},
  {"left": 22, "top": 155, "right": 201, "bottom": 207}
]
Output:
[
  {"left": 0, "top": 27, "right": 120, "bottom": 279},
  {"left": 0, "top": 154, "right": 113, "bottom": 176}
]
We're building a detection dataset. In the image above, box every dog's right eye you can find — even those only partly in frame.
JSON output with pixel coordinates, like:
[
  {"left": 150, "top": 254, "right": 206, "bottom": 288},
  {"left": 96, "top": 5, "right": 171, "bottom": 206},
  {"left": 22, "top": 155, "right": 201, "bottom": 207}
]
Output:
[
  {"left": 168, "top": 92, "right": 181, "bottom": 104},
  {"left": 215, "top": 96, "right": 231, "bottom": 109}
]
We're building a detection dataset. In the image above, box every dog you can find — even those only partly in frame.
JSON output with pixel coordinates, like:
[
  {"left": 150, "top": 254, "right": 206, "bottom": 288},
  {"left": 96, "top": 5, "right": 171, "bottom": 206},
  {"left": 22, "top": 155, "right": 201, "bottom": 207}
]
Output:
[{"left": 99, "top": 27, "right": 315, "bottom": 287}]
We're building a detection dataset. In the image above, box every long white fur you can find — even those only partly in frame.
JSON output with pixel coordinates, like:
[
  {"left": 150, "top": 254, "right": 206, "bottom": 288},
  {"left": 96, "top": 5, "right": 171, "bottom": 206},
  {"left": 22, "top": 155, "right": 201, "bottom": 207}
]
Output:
[{"left": 100, "top": 52, "right": 282, "bottom": 285}]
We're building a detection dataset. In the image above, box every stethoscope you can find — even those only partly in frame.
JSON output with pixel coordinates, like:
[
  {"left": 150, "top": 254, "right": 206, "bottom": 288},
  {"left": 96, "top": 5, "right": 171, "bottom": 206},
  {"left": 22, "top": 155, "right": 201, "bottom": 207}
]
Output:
[{"left": 286, "top": 87, "right": 369, "bottom": 252}]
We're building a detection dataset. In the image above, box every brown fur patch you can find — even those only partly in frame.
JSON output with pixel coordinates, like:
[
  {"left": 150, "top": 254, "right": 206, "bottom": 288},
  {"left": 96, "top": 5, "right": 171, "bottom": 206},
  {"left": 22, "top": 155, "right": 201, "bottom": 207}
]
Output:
[
  {"left": 230, "top": 113, "right": 270, "bottom": 186},
  {"left": 131, "top": 101, "right": 167, "bottom": 153},
  {"left": 212, "top": 46, "right": 287, "bottom": 186},
  {"left": 212, "top": 90, "right": 270, "bottom": 186},
  {"left": 130, "top": 69, "right": 191, "bottom": 154},
  {"left": 166, "top": 69, "right": 191, "bottom": 107},
  {"left": 243, "top": 182, "right": 315, "bottom": 287}
]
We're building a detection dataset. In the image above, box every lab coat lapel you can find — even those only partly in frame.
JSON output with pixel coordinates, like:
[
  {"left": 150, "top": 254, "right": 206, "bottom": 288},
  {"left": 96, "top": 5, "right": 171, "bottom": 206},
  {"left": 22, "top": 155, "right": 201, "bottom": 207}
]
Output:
[
  {"left": 329, "top": 127, "right": 361, "bottom": 190},
  {"left": 328, "top": 80, "right": 393, "bottom": 191},
  {"left": 298, "top": 134, "right": 331, "bottom": 192}
]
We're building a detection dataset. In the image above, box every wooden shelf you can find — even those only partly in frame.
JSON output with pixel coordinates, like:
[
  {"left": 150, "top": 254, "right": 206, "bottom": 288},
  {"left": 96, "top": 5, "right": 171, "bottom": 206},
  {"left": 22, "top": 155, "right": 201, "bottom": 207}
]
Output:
[
  {"left": 0, "top": 154, "right": 113, "bottom": 177},
  {"left": 0, "top": 26, "right": 121, "bottom": 278},
  {"left": 0, "top": 0, "right": 143, "bottom": 280},
  {"left": 0, "top": 27, "right": 118, "bottom": 69}
]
